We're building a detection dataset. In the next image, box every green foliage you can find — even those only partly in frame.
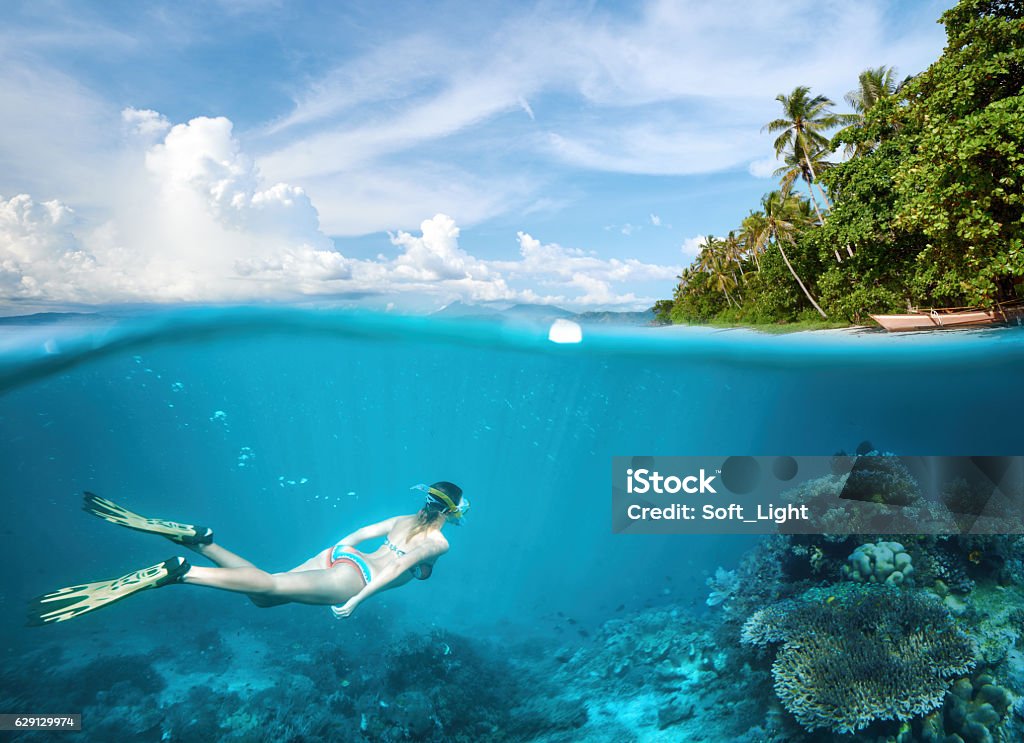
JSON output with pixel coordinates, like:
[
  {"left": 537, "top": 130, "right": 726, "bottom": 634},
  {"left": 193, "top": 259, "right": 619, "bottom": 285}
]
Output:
[
  {"left": 666, "top": 268, "right": 728, "bottom": 323},
  {"left": 892, "top": 0, "right": 1024, "bottom": 303},
  {"left": 661, "top": 0, "right": 1024, "bottom": 326}
]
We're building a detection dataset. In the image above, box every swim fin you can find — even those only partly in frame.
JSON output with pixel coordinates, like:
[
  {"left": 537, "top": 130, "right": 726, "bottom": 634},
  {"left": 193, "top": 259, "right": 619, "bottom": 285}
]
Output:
[
  {"left": 83, "top": 492, "right": 214, "bottom": 545},
  {"left": 27, "top": 557, "right": 190, "bottom": 625}
]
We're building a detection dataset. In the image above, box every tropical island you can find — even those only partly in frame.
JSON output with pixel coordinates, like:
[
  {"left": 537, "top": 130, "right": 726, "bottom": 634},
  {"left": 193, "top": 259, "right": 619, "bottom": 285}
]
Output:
[{"left": 653, "top": 0, "right": 1023, "bottom": 331}]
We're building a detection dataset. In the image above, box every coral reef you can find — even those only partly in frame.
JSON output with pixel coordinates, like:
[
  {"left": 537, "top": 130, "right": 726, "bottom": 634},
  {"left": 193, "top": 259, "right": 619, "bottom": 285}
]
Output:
[
  {"left": 743, "top": 585, "right": 976, "bottom": 734},
  {"left": 841, "top": 453, "right": 921, "bottom": 507}
]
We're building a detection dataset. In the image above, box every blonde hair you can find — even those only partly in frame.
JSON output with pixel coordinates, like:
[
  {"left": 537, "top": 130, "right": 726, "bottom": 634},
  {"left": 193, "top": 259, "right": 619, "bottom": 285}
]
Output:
[{"left": 408, "top": 504, "right": 446, "bottom": 538}]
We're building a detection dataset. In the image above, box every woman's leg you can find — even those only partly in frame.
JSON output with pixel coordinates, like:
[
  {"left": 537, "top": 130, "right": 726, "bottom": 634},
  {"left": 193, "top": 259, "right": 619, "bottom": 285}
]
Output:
[
  {"left": 184, "top": 543, "right": 339, "bottom": 607},
  {"left": 182, "top": 564, "right": 364, "bottom": 608},
  {"left": 187, "top": 542, "right": 259, "bottom": 569}
]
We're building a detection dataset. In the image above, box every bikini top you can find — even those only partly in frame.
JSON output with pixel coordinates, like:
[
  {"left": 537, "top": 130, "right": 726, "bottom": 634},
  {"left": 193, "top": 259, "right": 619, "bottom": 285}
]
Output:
[{"left": 384, "top": 536, "right": 432, "bottom": 580}]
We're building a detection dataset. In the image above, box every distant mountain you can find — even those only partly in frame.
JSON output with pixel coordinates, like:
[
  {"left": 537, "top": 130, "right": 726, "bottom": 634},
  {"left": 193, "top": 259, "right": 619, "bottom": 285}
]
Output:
[
  {"left": 501, "top": 303, "right": 576, "bottom": 320},
  {"left": 431, "top": 301, "right": 502, "bottom": 319},
  {"left": 575, "top": 309, "right": 659, "bottom": 327},
  {"left": 431, "top": 302, "right": 658, "bottom": 327},
  {"left": 0, "top": 312, "right": 101, "bottom": 324}
]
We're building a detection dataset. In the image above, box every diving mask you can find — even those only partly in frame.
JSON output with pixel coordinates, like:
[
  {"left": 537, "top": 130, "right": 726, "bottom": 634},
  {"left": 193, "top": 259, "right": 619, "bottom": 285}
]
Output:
[{"left": 411, "top": 483, "right": 470, "bottom": 524}]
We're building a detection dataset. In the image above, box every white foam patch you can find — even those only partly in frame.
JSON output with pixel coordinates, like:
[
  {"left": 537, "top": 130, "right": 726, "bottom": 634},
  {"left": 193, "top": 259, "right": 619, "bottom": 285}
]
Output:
[{"left": 548, "top": 318, "right": 583, "bottom": 344}]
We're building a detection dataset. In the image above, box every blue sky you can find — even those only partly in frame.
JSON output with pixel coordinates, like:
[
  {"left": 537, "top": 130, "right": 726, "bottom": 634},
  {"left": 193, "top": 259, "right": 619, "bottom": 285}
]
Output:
[{"left": 0, "top": 0, "right": 953, "bottom": 313}]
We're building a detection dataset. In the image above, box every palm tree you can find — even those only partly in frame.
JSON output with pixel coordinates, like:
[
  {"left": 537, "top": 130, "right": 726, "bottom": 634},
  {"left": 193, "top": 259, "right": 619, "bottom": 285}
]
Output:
[
  {"left": 842, "top": 65, "right": 904, "bottom": 157},
  {"left": 845, "top": 65, "right": 901, "bottom": 114},
  {"left": 750, "top": 191, "right": 828, "bottom": 318},
  {"left": 723, "top": 231, "right": 746, "bottom": 279},
  {"left": 774, "top": 149, "right": 846, "bottom": 262},
  {"left": 773, "top": 147, "right": 833, "bottom": 223},
  {"left": 740, "top": 211, "right": 769, "bottom": 270},
  {"left": 697, "top": 236, "right": 740, "bottom": 308},
  {"left": 763, "top": 86, "right": 852, "bottom": 210}
]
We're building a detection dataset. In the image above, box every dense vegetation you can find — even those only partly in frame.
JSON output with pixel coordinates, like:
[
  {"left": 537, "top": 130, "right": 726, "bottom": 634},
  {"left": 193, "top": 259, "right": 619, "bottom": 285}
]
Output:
[{"left": 655, "top": 0, "right": 1023, "bottom": 327}]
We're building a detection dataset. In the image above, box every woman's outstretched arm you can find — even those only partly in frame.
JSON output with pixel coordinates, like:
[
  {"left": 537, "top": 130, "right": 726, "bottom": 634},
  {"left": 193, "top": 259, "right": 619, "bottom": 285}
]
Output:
[{"left": 335, "top": 516, "right": 399, "bottom": 547}]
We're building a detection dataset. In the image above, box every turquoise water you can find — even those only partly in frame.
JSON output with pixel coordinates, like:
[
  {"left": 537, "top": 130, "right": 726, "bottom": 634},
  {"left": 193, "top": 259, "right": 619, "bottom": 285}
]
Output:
[{"left": 1, "top": 308, "right": 1023, "bottom": 740}]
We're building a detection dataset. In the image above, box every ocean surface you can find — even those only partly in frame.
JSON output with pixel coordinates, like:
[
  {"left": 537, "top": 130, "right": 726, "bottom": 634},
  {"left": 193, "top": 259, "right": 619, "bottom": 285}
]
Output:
[{"left": 1, "top": 308, "right": 1023, "bottom": 742}]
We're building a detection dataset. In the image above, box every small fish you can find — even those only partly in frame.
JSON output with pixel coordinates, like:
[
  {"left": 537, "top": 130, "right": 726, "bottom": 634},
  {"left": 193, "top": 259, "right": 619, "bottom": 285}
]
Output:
[
  {"left": 579, "top": 629, "right": 590, "bottom": 638},
  {"left": 615, "top": 604, "right": 625, "bottom": 612},
  {"left": 567, "top": 618, "right": 578, "bottom": 626},
  {"left": 826, "top": 596, "right": 837, "bottom": 605}
]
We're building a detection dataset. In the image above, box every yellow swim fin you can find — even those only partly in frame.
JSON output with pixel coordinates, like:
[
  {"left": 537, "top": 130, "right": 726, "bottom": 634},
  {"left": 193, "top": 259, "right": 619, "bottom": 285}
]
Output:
[
  {"left": 83, "top": 492, "right": 213, "bottom": 545},
  {"left": 27, "top": 557, "right": 190, "bottom": 625}
]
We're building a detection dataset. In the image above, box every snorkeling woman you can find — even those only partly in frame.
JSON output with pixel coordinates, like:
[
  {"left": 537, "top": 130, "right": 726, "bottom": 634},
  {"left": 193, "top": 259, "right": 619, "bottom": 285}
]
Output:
[{"left": 27, "top": 482, "right": 468, "bottom": 625}]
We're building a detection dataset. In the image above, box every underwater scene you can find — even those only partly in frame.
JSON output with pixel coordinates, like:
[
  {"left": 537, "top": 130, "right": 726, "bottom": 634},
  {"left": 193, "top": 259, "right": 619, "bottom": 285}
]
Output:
[{"left": 2, "top": 309, "right": 1024, "bottom": 743}]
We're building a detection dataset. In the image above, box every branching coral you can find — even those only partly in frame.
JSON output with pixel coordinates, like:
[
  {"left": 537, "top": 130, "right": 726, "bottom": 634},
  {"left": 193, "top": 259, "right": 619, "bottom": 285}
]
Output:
[{"left": 742, "top": 586, "right": 976, "bottom": 734}]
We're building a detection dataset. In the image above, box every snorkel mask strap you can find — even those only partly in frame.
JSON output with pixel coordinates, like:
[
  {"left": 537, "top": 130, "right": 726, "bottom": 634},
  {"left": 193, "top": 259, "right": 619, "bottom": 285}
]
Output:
[{"left": 411, "top": 483, "right": 469, "bottom": 521}]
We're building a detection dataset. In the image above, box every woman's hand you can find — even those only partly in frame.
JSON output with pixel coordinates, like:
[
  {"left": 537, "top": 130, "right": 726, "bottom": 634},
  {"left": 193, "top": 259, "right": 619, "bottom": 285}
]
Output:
[{"left": 332, "top": 598, "right": 360, "bottom": 619}]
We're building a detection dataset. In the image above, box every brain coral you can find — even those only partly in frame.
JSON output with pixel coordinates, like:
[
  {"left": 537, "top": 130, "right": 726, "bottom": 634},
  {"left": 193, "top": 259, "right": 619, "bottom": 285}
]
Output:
[
  {"left": 842, "top": 541, "right": 915, "bottom": 586},
  {"left": 742, "top": 585, "right": 975, "bottom": 734}
]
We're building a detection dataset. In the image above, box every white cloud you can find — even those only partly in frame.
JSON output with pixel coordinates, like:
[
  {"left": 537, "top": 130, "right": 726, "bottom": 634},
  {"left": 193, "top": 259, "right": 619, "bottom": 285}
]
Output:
[
  {"left": 546, "top": 122, "right": 762, "bottom": 175},
  {"left": 680, "top": 235, "right": 706, "bottom": 262},
  {"left": 145, "top": 114, "right": 327, "bottom": 245},
  {"left": 748, "top": 157, "right": 779, "bottom": 178},
  {"left": 0, "top": 110, "right": 350, "bottom": 305},
  {"left": 121, "top": 108, "right": 170, "bottom": 140},
  {"left": 0, "top": 109, "right": 679, "bottom": 309},
  {"left": 650, "top": 213, "right": 662, "bottom": 227},
  {"left": 0, "top": 193, "right": 89, "bottom": 300},
  {"left": 390, "top": 214, "right": 493, "bottom": 282},
  {"left": 517, "top": 96, "right": 536, "bottom": 121},
  {"left": 481, "top": 231, "right": 680, "bottom": 308}
]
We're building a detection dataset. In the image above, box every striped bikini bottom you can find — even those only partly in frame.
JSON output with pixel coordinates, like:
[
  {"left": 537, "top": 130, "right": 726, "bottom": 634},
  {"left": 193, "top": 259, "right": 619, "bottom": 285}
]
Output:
[{"left": 327, "top": 543, "right": 372, "bottom": 586}]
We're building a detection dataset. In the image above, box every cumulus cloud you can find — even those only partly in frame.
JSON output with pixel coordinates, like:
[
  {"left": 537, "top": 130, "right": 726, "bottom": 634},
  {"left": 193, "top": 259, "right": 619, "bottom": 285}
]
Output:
[
  {"left": 142, "top": 115, "right": 330, "bottom": 251},
  {"left": 122, "top": 107, "right": 170, "bottom": 139},
  {"left": 680, "top": 235, "right": 706, "bottom": 262},
  {"left": 391, "top": 214, "right": 490, "bottom": 282},
  {"left": 0, "top": 194, "right": 90, "bottom": 300},
  {"left": 0, "top": 109, "right": 349, "bottom": 305},
  {"left": 0, "top": 105, "right": 678, "bottom": 310}
]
